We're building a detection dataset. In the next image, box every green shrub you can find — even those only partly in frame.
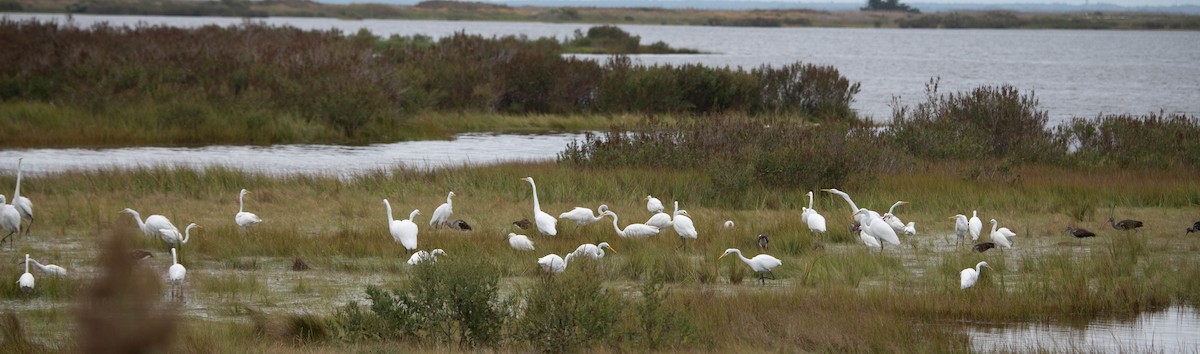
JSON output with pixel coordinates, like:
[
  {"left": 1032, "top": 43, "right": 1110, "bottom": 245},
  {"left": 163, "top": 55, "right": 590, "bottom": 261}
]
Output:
[
  {"left": 1053, "top": 112, "right": 1200, "bottom": 169},
  {"left": 517, "top": 262, "right": 621, "bottom": 353}
]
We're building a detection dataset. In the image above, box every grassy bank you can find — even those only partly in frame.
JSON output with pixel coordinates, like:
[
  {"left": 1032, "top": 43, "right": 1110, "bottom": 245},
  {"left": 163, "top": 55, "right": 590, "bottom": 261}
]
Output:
[{"left": 1, "top": 162, "right": 1198, "bottom": 351}]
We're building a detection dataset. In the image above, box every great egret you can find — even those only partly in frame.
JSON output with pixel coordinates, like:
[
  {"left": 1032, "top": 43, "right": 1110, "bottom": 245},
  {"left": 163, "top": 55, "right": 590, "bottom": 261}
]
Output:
[
  {"left": 602, "top": 210, "right": 659, "bottom": 239},
  {"left": 645, "top": 201, "right": 675, "bottom": 230},
  {"left": 882, "top": 201, "right": 909, "bottom": 233},
  {"left": 571, "top": 242, "right": 615, "bottom": 259},
  {"left": 521, "top": 177, "right": 557, "bottom": 236},
  {"left": 757, "top": 234, "right": 770, "bottom": 250},
  {"left": 903, "top": 222, "right": 916, "bottom": 236},
  {"left": 1067, "top": 226, "right": 1096, "bottom": 245},
  {"left": 537, "top": 253, "right": 574, "bottom": 274},
  {"left": 968, "top": 211, "right": 983, "bottom": 242},
  {"left": 972, "top": 242, "right": 996, "bottom": 253},
  {"left": 859, "top": 228, "right": 882, "bottom": 250},
  {"left": 121, "top": 208, "right": 178, "bottom": 241},
  {"left": 0, "top": 197, "right": 18, "bottom": 247},
  {"left": 724, "top": 220, "right": 735, "bottom": 230},
  {"left": 17, "top": 254, "right": 34, "bottom": 293},
  {"left": 430, "top": 191, "right": 455, "bottom": 228},
  {"left": 951, "top": 215, "right": 969, "bottom": 247},
  {"left": 822, "top": 188, "right": 879, "bottom": 226},
  {"left": 235, "top": 189, "right": 263, "bottom": 230},
  {"left": 22, "top": 257, "right": 67, "bottom": 277},
  {"left": 719, "top": 248, "right": 782, "bottom": 285},
  {"left": 856, "top": 210, "right": 900, "bottom": 250},
  {"left": 960, "top": 261, "right": 990, "bottom": 289},
  {"left": 802, "top": 191, "right": 827, "bottom": 235},
  {"left": 448, "top": 219, "right": 472, "bottom": 231},
  {"left": 12, "top": 158, "right": 33, "bottom": 236},
  {"left": 673, "top": 209, "right": 697, "bottom": 248},
  {"left": 383, "top": 199, "right": 418, "bottom": 251},
  {"left": 1108, "top": 216, "right": 1144, "bottom": 233},
  {"left": 407, "top": 249, "right": 446, "bottom": 265},
  {"left": 507, "top": 233, "right": 535, "bottom": 251},
  {"left": 989, "top": 219, "right": 1016, "bottom": 249},
  {"left": 559, "top": 204, "right": 609, "bottom": 226},
  {"left": 645, "top": 195, "right": 664, "bottom": 214},
  {"left": 168, "top": 247, "right": 186, "bottom": 285},
  {"left": 158, "top": 223, "right": 201, "bottom": 248}
]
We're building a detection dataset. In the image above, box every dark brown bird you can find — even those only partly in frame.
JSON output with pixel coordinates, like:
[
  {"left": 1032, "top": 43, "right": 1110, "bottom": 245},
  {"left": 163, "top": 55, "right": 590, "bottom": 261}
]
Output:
[
  {"left": 291, "top": 256, "right": 310, "bottom": 271},
  {"left": 129, "top": 249, "right": 153, "bottom": 261},
  {"left": 1185, "top": 221, "right": 1200, "bottom": 235},
  {"left": 1109, "top": 216, "right": 1144, "bottom": 232},
  {"left": 513, "top": 218, "right": 531, "bottom": 230},
  {"left": 757, "top": 233, "right": 769, "bottom": 250},
  {"left": 972, "top": 242, "right": 995, "bottom": 253},
  {"left": 449, "top": 219, "right": 472, "bottom": 231},
  {"left": 1067, "top": 226, "right": 1096, "bottom": 239}
]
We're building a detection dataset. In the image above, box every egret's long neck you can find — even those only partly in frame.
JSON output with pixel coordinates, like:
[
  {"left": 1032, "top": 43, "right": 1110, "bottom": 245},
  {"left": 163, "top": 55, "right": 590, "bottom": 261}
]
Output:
[
  {"left": 975, "top": 263, "right": 986, "bottom": 273},
  {"left": 990, "top": 222, "right": 998, "bottom": 236},
  {"left": 446, "top": 193, "right": 453, "bottom": 204},
  {"left": 527, "top": 180, "right": 541, "bottom": 212},
  {"left": 889, "top": 202, "right": 902, "bottom": 215},
  {"left": 609, "top": 214, "right": 623, "bottom": 236},
  {"left": 24, "top": 255, "right": 29, "bottom": 273},
  {"left": 13, "top": 158, "right": 22, "bottom": 200},
  {"left": 129, "top": 210, "right": 147, "bottom": 233},
  {"left": 30, "top": 259, "right": 45, "bottom": 271},
  {"left": 836, "top": 192, "right": 859, "bottom": 212},
  {"left": 181, "top": 225, "right": 193, "bottom": 244},
  {"left": 807, "top": 193, "right": 814, "bottom": 210},
  {"left": 239, "top": 193, "right": 245, "bottom": 213},
  {"left": 171, "top": 249, "right": 178, "bottom": 265},
  {"left": 384, "top": 200, "right": 395, "bottom": 223},
  {"left": 408, "top": 210, "right": 419, "bottom": 221},
  {"left": 735, "top": 250, "right": 752, "bottom": 265},
  {"left": 673, "top": 201, "right": 679, "bottom": 215}
]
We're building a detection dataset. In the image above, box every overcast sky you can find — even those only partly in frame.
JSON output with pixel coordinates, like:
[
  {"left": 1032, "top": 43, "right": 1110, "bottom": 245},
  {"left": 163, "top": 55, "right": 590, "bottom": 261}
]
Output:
[{"left": 814, "top": 0, "right": 1199, "bottom": 5}]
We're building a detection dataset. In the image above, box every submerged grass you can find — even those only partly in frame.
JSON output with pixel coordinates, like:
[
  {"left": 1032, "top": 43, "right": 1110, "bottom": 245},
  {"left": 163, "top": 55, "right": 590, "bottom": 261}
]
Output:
[{"left": 1, "top": 162, "right": 1198, "bottom": 351}]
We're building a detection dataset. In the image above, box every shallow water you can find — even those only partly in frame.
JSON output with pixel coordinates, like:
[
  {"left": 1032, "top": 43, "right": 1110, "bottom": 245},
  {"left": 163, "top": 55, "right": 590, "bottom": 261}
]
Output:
[{"left": 970, "top": 306, "right": 1200, "bottom": 352}]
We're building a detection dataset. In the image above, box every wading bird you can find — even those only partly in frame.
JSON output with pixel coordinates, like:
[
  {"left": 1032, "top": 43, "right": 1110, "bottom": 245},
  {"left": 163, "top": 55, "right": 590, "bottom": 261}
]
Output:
[
  {"left": 22, "top": 257, "right": 66, "bottom": 277},
  {"left": 645, "top": 195, "right": 664, "bottom": 214},
  {"left": 646, "top": 200, "right": 679, "bottom": 230},
  {"left": 950, "top": 215, "right": 969, "bottom": 247},
  {"left": 513, "top": 218, "right": 531, "bottom": 230},
  {"left": 724, "top": 220, "right": 735, "bottom": 230},
  {"left": 159, "top": 223, "right": 201, "bottom": 249},
  {"left": 989, "top": 219, "right": 1016, "bottom": 249},
  {"left": 559, "top": 204, "right": 609, "bottom": 226},
  {"left": 430, "top": 192, "right": 455, "bottom": 228},
  {"left": 856, "top": 209, "right": 901, "bottom": 252},
  {"left": 802, "top": 191, "right": 827, "bottom": 236},
  {"left": 129, "top": 249, "right": 154, "bottom": 261},
  {"left": 757, "top": 233, "right": 770, "bottom": 250},
  {"left": 602, "top": 210, "right": 659, "bottom": 239},
  {"left": 168, "top": 248, "right": 186, "bottom": 296},
  {"left": 235, "top": 189, "right": 262, "bottom": 230},
  {"left": 122, "top": 208, "right": 178, "bottom": 241},
  {"left": 1109, "top": 216, "right": 1144, "bottom": 233},
  {"left": 1187, "top": 221, "right": 1200, "bottom": 235},
  {"left": 12, "top": 158, "right": 33, "bottom": 236},
  {"left": 383, "top": 199, "right": 418, "bottom": 251},
  {"left": 972, "top": 242, "right": 996, "bottom": 253},
  {"left": 522, "top": 177, "right": 557, "bottom": 236},
  {"left": 537, "top": 253, "right": 575, "bottom": 274},
  {"left": 859, "top": 228, "right": 882, "bottom": 251},
  {"left": 571, "top": 242, "right": 615, "bottom": 259},
  {"left": 673, "top": 209, "right": 698, "bottom": 248},
  {"left": 17, "top": 254, "right": 34, "bottom": 293},
  {"left": 448, "top": 219, "right": 472, "bottom": 231},
  {"left": 882, "top": 201, "right": 909, "bottom": 233},
  {"left": 969, "top": 211, "right": 983, "bottom": 242},
  {"left": 1067, "top": 226, "right": 1096, "bottom": 245},
  {"left": 407, "top": 249, "right": 446, "bottom": 265},
  {"left": 719, "top": 248, "right": 782, "bottom": 285},
  {"left": 0, "top": 196, "right": 18, "bottom": 247},
  {"left": 960, "top": 261, "right": 990, "bottom": 289},
  {"left": 507, "top": 233, "right": 535, "bottom": 251},
  {"left": 903, "top": 222, "right": 917, "bottom": 236},
  {"left": 822, "top": 188, "right": 879, "bottom": 226}
]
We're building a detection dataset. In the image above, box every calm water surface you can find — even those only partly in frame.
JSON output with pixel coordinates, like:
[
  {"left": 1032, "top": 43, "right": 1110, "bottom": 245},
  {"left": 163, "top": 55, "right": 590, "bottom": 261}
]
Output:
[
  {"left": 6, "top": 13, "right": 1199, "bottom": 122},
  {"left": 970, "top": 306, "right": 1200, "bottom": 352}
]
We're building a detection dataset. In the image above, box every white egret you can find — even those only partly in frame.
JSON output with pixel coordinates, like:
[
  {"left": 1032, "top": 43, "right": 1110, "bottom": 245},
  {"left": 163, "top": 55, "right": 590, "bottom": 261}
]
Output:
[
  {"left": 23, "top": 257, "right": 67, "bottom": 277},
  {"left": 571, "top": 242, "right": 615, "bottom": 260},
  {"left": 882, "top": 201, "right": 909, "bottom": 233},
  {"left": 235, "top": 189, "right": 263, "bottom": 230},
  {"left": 673, "top": 209, "right": 698, "bottom": 248},
  {"left": 521, "top": 177, "right": 557, "bottom": 236},
  {"left": 856, "top": 210, "right": 901, "bottom": 251},
  {"left": 383, "top": 199, "right": 419, "bottom": 251},
  {"left": 951, "top": 215, "right": 969, "bottom": 247},
  {"left": 559, "top": 204, "right": 609, "bottom": 226},
  {"left": 121, "top": 208, "right": 178, "bottom": 241},
  {"left": 719, "top": 248, "right": 782, "bottom": 285},
  {"left": 645, "top": 195, "right": 664, "bottom": 214},
  {"left": 0, "top": 196, "right": 18, "bottom": 246},
  {"left": 17, "top": 254, "right": 34, "bottom": 292},
  {"left": 507, "top": 233, "right": 535, "bottom": 251},
  {"left": 646, "top": 209, "right": 673, "bottom": 230},
  {"left": 602, "top": 210, "right": 659, "bottom": 239},
  {"left": 537, "top": 253, "right": 575, "bottom": 274},
  {"left": 960, "top": 261, "right": 990, "bottom": 289},
  {"left": 903, "top": 222, "right": 917, "bottom": 236},
  {"left": 159, "top": 223, "right": 200, "bottom": 248},
  {"left": 430, "top": 191, "right": 455, "bottom": 228},
  {"left": 989, "top": 219, "right": 1017, "bottom": 249},
  {"left": 822, "top": 188, "right": 879, "bottom": 226},
  {"left": 13, "top": 158, "right": 33, "bottom": 236},
  {"left": 859, "top": 228, "right": 882, "bottom": 250},
  {"left": 802, "top": 191, "right": 827, "bottom": 235},
  {"left": 407, "top": 249, "right": 447, "bottom": 265},
  {"left": 968, "top": 211, "right": 983, "bottom": 242},
  {"left": 724, "top": 220, "right": 735, "bottom": 230},
  {"left": 168, "top": 248, "right": 186, "bottom": 284}
]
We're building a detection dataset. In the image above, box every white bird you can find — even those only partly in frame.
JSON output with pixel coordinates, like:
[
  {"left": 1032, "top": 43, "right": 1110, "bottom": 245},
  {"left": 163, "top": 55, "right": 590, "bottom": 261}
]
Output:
[
  {"left": 0, "top": 196, "right": 18, "bottom": 247},
  {"left": 856, "top": 209, "right": 901, "bottom": 250},
  {"left": 158, "top": 223, "right": 201, "bottom": 248},
  {"left": 822, "top": 188, "right": 879, "bottom": 226},
  {"left": 960, "top": 261, "right": 990, "bottom": 289},
  {"left": 719, "top": 248, "right": 782, "bottom": 285},
  {"left": 235, "top": 189, "right": 263, "bottom": 230},
  {"left": 968, "top": 211, "right": 983, "bottom": 242},
  {"left": 168, "top": 247, "right": 186, "bottom": 284},
  {"left": 989, "top": 219, "right": 1017, "bottom": 249},
  {"left": 952, "top": 214, "right": 969, "bottom": 247},
  {"left": 903, "top": 222, "right": 917, "bottom": 236},
  {"left": 430, "top": 191, "right": 455, "bottom": 228},
  {"left": 12, "top": 158, "right": 33, "bottom": 236},
  {"left": 859, "top": 228, "right": 882, "bottom": 250},
  {"left": 559, "top": 204, "right": 608, "bottom": 226},
  {"left": 537, "top": 253, "right": 575, "bottom": 274},
  {"left": 122, "top": 208, "right": 178, "bottom": 241},
  {"left": 571, "top": 242, "right": 615, "bottom": 259},
  {"left": 673, "top": 209, "right": 698, "bottom": 247},
  {"left": 645, "top": 195, "right": 664, "bottom": 214},
  {"left": 646, "top": 200, "right": 681, "bottom": 230},
  {"left": 17, "top": 254, "right": 34, "bottom": 293},
  {"left": 724, "top": 220, "right": 735, "bottom": 230},
  {"left": 521, "top": 177, "right": 557, "bottom": 236},
  {"left": 407, "top": 249, "right": 447, "bottom": 265},
  {"left": 602, "top": 210, "right": 659, "bottom": 239},
  {"left": 802, "top": 191, "right": 827, "bottom": 235},
  {"left": 383, "top": 199, "right": 419, "bottom": 251},
  {"left": 24, "top": 257, "right": 67, "bottom": 277},
  {"left": 882, "top": 201, "right": 909, "bottom": 233},
  {"left": 507, "top": 233, "right": 535, "bottom": 251}
]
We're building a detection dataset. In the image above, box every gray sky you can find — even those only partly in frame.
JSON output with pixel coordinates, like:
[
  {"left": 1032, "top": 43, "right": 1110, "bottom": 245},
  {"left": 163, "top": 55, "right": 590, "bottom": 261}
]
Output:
[{"left": 821, "top": 0, "right": 1199, "bottom": 5}]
